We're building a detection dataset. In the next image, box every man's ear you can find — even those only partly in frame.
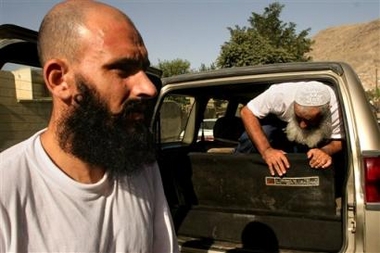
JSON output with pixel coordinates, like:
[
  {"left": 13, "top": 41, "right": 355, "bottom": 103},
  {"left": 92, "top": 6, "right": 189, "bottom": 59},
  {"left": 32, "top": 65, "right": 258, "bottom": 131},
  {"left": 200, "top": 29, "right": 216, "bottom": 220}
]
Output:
[{"left": 43, "top": 59, "right": 72, "bottom": 101}]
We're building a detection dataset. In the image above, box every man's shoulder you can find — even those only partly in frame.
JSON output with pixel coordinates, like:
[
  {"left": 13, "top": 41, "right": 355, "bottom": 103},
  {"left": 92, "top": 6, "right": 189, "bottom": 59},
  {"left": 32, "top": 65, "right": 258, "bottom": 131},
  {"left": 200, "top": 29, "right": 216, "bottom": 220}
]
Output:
[
  {"left": 0, "top": 137, "right": 34, "bottom": 201},
  {"left": 1, "top": 140, "right": 29, "bottom": 163},
  {"left": 0, "top": 130, "right": 43, "bottom": 169}
]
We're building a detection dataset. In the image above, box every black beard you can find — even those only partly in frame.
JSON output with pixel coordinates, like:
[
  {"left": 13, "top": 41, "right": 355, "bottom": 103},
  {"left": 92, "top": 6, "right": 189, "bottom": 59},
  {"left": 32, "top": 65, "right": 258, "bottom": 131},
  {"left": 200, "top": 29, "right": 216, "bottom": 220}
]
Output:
[{"left": 57, "top": 76, "right": 156, "bottom": 178}]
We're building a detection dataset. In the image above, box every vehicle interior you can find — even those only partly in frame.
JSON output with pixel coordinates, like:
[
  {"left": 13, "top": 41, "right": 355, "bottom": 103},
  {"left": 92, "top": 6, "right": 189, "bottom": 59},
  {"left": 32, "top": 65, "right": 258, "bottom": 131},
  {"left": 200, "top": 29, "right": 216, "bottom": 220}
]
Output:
[{"left": 154, "top": 78, "right": 347, "bottom": 252}]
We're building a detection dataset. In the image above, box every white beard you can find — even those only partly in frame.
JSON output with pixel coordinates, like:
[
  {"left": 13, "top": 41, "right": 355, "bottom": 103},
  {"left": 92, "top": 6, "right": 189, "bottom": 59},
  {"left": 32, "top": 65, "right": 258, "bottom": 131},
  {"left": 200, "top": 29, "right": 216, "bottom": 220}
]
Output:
[{"left": 286, "top": 110, "right": 332, "bottom": 148}]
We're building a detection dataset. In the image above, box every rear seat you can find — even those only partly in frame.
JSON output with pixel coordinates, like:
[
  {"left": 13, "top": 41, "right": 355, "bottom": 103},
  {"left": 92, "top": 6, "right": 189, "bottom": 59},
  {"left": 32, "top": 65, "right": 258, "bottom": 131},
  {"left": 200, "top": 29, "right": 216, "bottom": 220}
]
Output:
[{"left": 204, "top": 116, "right": 245, "bottom": 153}]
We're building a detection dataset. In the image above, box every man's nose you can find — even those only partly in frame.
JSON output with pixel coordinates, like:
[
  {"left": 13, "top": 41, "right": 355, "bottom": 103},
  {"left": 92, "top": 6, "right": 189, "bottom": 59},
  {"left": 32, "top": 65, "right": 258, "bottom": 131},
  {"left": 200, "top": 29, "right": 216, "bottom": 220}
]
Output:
[
  {"left": 299, "top": 120, "right": 308, "bottom": 129},
  {"left": 128, "top": 71, "right": 157, "bottom": 99}
]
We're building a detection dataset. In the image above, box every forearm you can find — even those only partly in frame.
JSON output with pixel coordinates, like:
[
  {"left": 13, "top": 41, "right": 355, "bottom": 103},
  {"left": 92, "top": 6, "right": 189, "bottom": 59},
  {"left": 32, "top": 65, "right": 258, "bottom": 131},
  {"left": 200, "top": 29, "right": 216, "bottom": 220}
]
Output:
[
  {"left": 320, "top": 140, "right": 342, "bottom": 155},
  {"left": 308, "top": 140, "right": 342, "bottom": 169},
  {"left": 241, "top": 106, "right": 271, "bottom": 155}
]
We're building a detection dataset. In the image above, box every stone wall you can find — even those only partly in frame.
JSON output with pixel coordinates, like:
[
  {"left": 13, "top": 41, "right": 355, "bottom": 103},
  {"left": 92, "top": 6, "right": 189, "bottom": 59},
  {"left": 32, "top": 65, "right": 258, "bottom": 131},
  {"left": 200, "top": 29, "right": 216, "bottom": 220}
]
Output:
[{"left": 0, "top": 68, "right": 51, "bottom": 151}]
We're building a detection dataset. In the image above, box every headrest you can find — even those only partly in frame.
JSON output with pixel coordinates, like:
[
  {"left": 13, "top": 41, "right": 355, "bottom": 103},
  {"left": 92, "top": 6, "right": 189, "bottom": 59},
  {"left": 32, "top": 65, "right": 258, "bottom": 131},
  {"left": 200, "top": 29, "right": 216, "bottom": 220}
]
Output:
[{"left": 213, "top": 116, "right": 245, "bottom": 143}]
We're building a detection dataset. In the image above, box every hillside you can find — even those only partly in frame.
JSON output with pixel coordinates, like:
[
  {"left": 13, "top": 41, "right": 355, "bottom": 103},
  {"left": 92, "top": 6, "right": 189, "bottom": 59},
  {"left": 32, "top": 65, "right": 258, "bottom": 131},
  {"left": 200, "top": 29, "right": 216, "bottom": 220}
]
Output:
[{"left": 307, "top": 19, "right": 380, "bottom": 90}]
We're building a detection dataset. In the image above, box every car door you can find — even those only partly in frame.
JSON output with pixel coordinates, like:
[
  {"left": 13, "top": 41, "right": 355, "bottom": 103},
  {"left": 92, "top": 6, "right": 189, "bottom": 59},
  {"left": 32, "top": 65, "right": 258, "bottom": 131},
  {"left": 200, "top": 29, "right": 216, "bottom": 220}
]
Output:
[{"left": 152, "top": 68, "right": 348, "bottom": 252}]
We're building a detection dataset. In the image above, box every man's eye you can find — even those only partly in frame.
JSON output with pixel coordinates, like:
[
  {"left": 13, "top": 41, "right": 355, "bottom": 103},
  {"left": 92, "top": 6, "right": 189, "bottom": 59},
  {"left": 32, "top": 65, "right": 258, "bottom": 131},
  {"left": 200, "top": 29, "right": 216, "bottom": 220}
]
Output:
[{"left": 115, "top": 68, "right": 135, "bottom": 78}]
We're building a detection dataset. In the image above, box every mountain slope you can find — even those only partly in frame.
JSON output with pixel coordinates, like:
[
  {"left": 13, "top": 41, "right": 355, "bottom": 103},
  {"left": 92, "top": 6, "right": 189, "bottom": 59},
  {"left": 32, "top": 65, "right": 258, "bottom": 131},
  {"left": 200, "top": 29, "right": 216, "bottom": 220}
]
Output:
[{"left": 307, "top": 19, "right": 380, "bottom": 90}]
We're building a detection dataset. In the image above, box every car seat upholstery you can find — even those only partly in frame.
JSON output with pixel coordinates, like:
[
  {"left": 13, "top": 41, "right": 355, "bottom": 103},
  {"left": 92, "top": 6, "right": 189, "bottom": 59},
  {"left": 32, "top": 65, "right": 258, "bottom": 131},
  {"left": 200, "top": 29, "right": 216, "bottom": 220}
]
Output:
[{"left": 207, "top": 116, "right": 245, "bottom": 153}]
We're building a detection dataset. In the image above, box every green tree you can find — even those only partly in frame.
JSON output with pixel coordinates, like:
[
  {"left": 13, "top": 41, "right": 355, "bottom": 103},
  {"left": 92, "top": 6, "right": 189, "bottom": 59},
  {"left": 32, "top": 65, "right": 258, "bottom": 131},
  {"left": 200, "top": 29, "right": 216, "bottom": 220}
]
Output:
[
  {"left": 156, "top": 58, "right": 191, "bottom": 78},
  {"left": 154, "top": 58, "right": 192, "bottom": 106},
  {"left": 217, "top": 2, "right": 313, "bottom": 68},
  {"left": 198, "top": 62, "right": 217, "bottom": 72},
  {"left": 366, "top": 88, "right": 380, "bottom": 113}
]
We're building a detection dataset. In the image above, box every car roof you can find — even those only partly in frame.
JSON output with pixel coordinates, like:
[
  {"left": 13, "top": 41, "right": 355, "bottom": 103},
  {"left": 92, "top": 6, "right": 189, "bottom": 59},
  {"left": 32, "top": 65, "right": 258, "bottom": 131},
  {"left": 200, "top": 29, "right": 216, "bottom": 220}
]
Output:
[
  {"left": 162, "top": 61, "right": 348, "bottom": 86},
  {"left": 0, "top": 24, "right": 162, "bottom": 78},
  {"left": 0, "top": 24, "right": 40, "bottom": 68}
]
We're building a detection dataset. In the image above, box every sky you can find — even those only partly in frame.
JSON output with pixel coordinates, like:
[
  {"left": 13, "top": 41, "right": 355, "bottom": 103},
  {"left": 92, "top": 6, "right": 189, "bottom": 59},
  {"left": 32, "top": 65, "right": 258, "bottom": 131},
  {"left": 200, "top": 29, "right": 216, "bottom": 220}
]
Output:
[{"left": 0, "top": 0, "right": 379, "bottom": 69}]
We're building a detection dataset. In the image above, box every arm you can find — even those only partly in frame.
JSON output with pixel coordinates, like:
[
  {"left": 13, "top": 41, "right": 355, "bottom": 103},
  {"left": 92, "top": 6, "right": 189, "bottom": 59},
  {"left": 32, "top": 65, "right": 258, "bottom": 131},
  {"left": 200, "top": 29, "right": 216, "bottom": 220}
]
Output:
[
  {"left": 241, "top": 106, "right": 290, "bottom": 176},
  {"left": 307, "top": 140, "right": 342, "bottom": 168}
]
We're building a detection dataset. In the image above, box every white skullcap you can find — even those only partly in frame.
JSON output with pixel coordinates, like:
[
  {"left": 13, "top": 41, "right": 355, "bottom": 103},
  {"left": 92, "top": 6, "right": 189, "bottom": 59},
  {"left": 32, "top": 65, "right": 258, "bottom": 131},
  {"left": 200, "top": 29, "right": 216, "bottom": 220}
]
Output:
[{"left": 294, "top": 81, "right": 331, "bottom": 106}]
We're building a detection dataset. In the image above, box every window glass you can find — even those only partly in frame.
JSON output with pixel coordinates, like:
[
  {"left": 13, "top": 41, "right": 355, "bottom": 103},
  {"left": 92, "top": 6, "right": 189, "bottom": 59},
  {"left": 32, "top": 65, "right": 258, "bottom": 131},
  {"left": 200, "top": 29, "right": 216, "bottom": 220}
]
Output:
[
  {"left": 159, "top": 97, "right": 243, "bottom": 143},
  {"left": 160, "top": 94, "right": 194, "bottom": 143},
  {"left": 199, "top": 99, "right": 228, "bottom": 141}
]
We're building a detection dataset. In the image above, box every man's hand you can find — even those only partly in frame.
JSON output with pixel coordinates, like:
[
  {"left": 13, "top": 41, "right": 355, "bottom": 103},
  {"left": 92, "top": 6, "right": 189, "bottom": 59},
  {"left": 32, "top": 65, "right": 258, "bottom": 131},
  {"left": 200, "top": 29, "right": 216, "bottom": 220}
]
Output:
[
  {"left": 262, "top": 148, "right": 290, "bottom": 176},
  {"left": 307, "top": 148, "right": 332, "bottom": 168}
]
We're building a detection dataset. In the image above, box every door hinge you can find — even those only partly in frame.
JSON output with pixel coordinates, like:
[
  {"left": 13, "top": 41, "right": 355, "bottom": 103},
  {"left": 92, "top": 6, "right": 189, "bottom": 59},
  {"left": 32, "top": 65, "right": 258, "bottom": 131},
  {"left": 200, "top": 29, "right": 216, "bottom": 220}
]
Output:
[
  {"left": 348, "top": 219, "right": 356, "bottom": 233},
  {"left": 347, "top": 202, "right": 356, "bottom": 233}
]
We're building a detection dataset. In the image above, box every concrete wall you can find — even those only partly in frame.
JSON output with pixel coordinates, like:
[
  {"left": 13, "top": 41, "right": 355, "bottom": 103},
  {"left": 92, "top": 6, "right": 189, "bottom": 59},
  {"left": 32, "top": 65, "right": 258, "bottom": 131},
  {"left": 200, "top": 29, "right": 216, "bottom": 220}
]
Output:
[{"left": 0, "top": 68, "right": 52, "bottom": 151}]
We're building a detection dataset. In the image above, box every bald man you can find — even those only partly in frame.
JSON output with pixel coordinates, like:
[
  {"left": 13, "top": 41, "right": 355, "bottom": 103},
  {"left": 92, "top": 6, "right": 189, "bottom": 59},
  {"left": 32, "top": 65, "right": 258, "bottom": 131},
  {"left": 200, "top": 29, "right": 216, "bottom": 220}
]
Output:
[
  {"left": 0, "top": 1, "right": 178, "bottom": 252},
  {"left": 238, "top": 81, "right": 344, "bottom": 176}
]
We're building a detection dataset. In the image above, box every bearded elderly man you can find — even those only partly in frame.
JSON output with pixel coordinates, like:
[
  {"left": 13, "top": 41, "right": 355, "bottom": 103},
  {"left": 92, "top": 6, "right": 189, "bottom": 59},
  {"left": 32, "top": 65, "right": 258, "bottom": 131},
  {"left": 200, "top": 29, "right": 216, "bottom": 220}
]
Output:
[
  {"left": 237, "top": 81, "right": 344, "bottom": 177},
  {"left": 0, "top": 1, "right": 178, "bottom": 252}
]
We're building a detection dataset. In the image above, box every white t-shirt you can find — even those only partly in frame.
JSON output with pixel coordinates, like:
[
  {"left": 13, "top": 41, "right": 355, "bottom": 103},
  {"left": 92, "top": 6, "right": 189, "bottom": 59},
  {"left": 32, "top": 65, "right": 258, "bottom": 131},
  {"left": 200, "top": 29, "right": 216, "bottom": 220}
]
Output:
[
  {"left": 246, "top": 81, "right": 344, "bottom": 139},
  {"left": 0, "top": 129, "right": 179, "bottom": 253}
]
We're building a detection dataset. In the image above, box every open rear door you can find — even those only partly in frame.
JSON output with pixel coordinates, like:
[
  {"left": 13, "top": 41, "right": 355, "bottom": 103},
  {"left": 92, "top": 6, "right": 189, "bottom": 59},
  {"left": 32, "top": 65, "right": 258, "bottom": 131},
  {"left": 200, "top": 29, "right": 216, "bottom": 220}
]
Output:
[{"left": 175, "top": 153, "right": 342, "bottom": 252}]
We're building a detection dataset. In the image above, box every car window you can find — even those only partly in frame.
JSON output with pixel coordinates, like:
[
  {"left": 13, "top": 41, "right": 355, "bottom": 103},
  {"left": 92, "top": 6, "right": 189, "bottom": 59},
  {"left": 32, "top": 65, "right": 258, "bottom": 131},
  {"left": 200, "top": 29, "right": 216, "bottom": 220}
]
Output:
[
  {"left": 202, "top": 119, "right": 216, "bottom": 130},
  {"left": 196, "top": 98, "right": 244, "bottom": 143},
  {"left": 159, "top": 94, "right": 194, "bottom": 143},
  {"left": 158, "top": 95, "right": 244, "bottom": 144},
  {"left": 199, "top": 99, "right": 229, "bottom": 142}
]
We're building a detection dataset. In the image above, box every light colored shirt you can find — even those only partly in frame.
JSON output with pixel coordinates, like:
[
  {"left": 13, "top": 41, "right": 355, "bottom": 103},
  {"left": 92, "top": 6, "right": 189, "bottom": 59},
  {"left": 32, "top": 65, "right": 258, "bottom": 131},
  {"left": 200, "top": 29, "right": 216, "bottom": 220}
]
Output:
[
  {"left": 246, "top": 81, "right": 344, "bottom": 139},
  {"left": 0, "top": 129, "right": 179, "bottom": 253}
]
